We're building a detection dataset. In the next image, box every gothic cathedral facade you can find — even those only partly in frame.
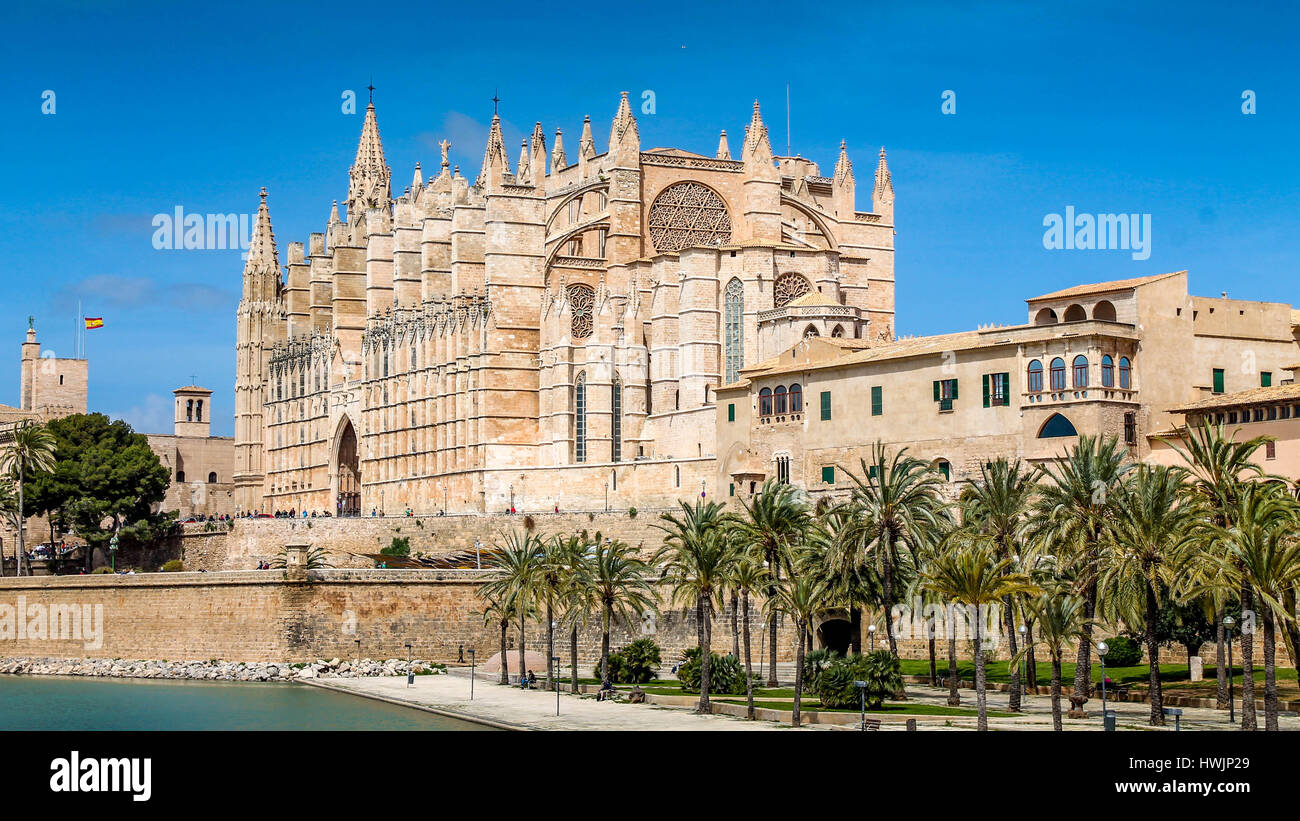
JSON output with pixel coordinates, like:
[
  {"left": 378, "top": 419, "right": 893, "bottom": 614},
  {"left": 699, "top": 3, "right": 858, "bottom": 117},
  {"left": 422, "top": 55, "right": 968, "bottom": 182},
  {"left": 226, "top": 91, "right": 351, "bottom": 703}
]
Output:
[{"left": 234, "top": 93, "right": 895, "bottom": 515}]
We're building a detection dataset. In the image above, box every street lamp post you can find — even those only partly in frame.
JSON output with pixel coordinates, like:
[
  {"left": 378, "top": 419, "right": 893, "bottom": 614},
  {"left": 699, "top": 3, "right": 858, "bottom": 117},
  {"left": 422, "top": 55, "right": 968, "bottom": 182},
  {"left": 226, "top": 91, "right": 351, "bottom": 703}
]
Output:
[
  {"left": 552, "top": 655, "right": 562, "bottom": 716},
  {"left": 1096, "top": 640, "right": 1109, "bottom": 727},
  {"left": 468, "top": 648, "right": 476, "bottom": 700},
  {"left": 109, "top": 533, "right": 119, "bottom": 572},
  {"left": 1223, "top": 615, "right": 1236, "bottom": 724},
  {"left": 867, "top": 623, "right": 876, "bottom": 653},
  {"left": 405, "top": 642, "right": 413, "bottom": 687},
  {"left": 604, "top": 482, "right": 608, "bottom": 513},
  {"left": 355, "top": 639, "right": 362, "bottom": 666},
  {"left": 474, "top": 540, "right": 482, "bottom": 570},
  {"left": 509, "top": 483, "right": 514, "bottom": 512}
]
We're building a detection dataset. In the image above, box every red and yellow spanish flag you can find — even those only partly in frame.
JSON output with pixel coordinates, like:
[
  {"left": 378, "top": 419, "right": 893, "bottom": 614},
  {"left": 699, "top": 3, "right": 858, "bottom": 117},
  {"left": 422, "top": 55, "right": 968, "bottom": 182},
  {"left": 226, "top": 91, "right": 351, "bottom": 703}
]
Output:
[{"left": 84, "top": 317, "right": 103, "bottom": 330}]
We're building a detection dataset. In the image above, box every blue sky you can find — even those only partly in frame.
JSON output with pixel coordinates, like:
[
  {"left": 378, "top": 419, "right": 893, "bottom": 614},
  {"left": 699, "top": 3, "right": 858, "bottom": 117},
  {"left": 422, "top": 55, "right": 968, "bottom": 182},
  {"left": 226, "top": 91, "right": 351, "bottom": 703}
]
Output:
[{"left": 2, "top": 0, "right": 1297, "bottom": 436}]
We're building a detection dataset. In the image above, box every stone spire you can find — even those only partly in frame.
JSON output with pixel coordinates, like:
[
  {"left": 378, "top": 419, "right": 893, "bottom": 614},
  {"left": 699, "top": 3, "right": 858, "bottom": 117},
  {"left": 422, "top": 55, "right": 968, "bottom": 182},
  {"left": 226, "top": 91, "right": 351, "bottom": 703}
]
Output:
[
  {"left": 516, "top": 139, "right": 530, "bottom": 182},
  {"left": 346, "top": 101, "right": 392, "bottom": 220},
  {"left": 579, "top": 115, "right": 595, "bottom": 160},
  {"left": 477, "top": 112, "right": 510, "bottom": 189},
  {"left": 832, "top": 141, "right": 856, "bottom": 217},
  {"left": 873, "top": 146, "right": 894, "bottom": 220},
  {"left": 528, "top": 122, "right": 547, "bottom": 185},
  {"left": 608, "top": 91, "right": 640, "bottom": 161},
  {"left": 243, "top": 188, "right": 280, "bottom": 300},
  {"left": 716, "top": 129, "right": 731, "bottom": 160},
  {"left": 743, "top": 100, "right": 773, "bottom": 162},
  {"left": 411, "top": 162, "right": 423, "bottom": 193},
  {"left": 551, "top": 127, "right": 567, "bottom": 171}
]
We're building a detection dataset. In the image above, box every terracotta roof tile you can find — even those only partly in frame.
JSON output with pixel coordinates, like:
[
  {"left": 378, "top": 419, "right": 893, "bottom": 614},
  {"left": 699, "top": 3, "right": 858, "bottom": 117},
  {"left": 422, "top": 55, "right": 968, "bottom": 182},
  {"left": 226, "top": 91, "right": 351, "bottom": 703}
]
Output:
[
  {"left": 1168, "top": 383, "right": 1300, "bottom": 413},
  {"left": 1027, "top": 271, "right": 1184, "bottom": 302}
]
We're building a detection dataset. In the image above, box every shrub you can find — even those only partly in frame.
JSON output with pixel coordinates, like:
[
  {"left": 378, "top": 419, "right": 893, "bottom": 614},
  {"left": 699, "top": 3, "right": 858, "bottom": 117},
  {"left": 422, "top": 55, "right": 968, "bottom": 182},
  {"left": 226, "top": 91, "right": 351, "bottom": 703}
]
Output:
[
  {"left": 801, "top": 648, "right": 839, "bottom": 694},
  {"left": 380, "top": 536, "right": 411, "bottom": 557},
  {"left": 676, "top": 647, "right": 748, "bottom": 695},
  {"left": 1101, "top": 635, "right": 1142, "bottom": 667},
  {"left": 593, "top": 641, "right": 660, "bottom": 684},
  {"left": 523, "top": 515, "right": 536, "bottom": 531},
  {"left": 161, "top": 560, "right": 184, "bottom": 572},
  {"left": 817, "top": 650, "right": 904, "bottom": 709},
  {"left": 627, "top": 507, "right": 638, "bottom": 519},
  {"left": 92, "top": 566, "right": 114, "bottom": 574}
]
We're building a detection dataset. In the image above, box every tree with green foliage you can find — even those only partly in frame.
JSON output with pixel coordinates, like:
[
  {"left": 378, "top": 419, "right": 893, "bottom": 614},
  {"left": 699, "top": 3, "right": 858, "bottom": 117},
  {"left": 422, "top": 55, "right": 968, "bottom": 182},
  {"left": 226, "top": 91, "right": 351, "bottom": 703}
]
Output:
[
  {"left": 23, "top": 414, "right": 171, "bottom": 572},
  {"left": 1011, "top": 591, "right": 1092, "bottom": 731},
  {"left": 481, "top": 529, "right": 544, "bottom": 683},
  {"left": 1144, "top": 598, "right": 1217, "bottom": 677}
]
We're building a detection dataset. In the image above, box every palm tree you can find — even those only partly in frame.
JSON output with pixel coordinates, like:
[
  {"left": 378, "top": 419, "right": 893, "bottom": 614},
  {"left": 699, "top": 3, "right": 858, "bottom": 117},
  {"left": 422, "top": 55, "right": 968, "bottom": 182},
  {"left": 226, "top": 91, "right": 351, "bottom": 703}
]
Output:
[
  {"left": 841, "top": 442, "right": 948, "bottom": 655},
  {"left": 732, "top": 480, "right": 810, "bottom": 685},
  {"left": 480, "top": 529, "right": 543, "bottom": 683},
  {"left": 766, "top": 560, "right": 825, "bottom": 727},
  {"left": 0, "top": 421, "right": 57, "bottom": 577},
  {"left": 555, "top": 531, "right": 597, "bottom": 693},
  {"left": 1096, "top": 464, "right": 1195, "bottom": 725},
  {"left": 1012, "top": 591, "right": 1092, "bottom": 730},
  {"left": 1024, "top": 434, "right": 1131, "bottom": 709},
  {"left": 588, "top": 534, "right": 655, "bottom": 685},
  {"left": 724, "top": 549, "right": 770, "bottom": 719},
  {"left": 482, "top": 593, "right": 519, "bottom": 685},
  {"left": 821, "top": 503, "right": 884, "bottom": 658},
  {"left": 532, "top": 535, "right": 571, "bottom": 688},
  {"left": 960, "top": 457, "right": 1037, "bottom": 710},
  {"left": 922, "top": 534, "right": 1038, "bottom": 731},
  {"left": 656, "top": 499, "right": 736, "bottom": 714},
  {"left": 1185, "top": 483, "right": 1300, "bottom": 730},
  {"left": 1163, "top": 419, "right": 1271, "bottom": 719}
]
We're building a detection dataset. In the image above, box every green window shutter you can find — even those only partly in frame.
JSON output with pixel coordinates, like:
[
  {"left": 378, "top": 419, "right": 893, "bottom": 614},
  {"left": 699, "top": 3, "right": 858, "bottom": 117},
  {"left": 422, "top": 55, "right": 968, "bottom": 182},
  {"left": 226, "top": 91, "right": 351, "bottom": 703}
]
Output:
[
  {"left": 982, "top": 374, "right": 990, "bottom": 408},
  {"left": 1213, "top": 368, "right": 1225, "bottom": 394},
  {"left": 1001, "top": 373, "right": 1010, "bottom": 405},
  {"left": 1262, "top": 372, "right": 1272, "bottom": 388},
  {"left": 871, "top": 386, "right": 882, "bottom": 416},
  {"left": 933, "top": 380, "right": 940, "bottom": 402},
  {"left": 821, "top": 466, "right": 835, "bottom": 484},
  {"left": 729, "top": 483, "right": 735, "bottom": 497},
  {"left": 869, "top": 465, "right": 877, "bottom": 479},
  {"left": 951, "top": 379, "right": 958, "bottom": 400},
  {"left": 820, "top": 391, "right": 831, "bottom": 420},
  {"left": 727, "top": 403, "right": 735, "bottom": 422}
]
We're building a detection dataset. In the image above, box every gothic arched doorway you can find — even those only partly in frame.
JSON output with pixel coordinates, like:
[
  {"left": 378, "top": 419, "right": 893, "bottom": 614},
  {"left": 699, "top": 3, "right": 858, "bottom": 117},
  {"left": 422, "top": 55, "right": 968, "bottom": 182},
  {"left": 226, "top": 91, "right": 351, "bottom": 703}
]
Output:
[
  {"left": 335, "top": 418, "right": 361, "bottom": 517},
  {"left": 817, "top": 617, "right": 853, "bottom": 656}
]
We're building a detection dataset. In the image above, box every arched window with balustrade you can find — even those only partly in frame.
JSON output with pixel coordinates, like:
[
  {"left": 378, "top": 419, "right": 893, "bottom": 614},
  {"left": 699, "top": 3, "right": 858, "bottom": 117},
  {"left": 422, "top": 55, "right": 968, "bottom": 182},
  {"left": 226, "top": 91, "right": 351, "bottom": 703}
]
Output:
[
  {"left": 1119, "top": 357, "right": 1132, "bottom": 389},
  {"left": 1072, "top": 355, "right": 1089, "bottom": 388},
  {"left": 1027, "top": 360, "right": 1044, "bottom": 392},
  {"left": 1050, "top": 357, "right": 1066, "bottom": 390},
  {"left": 774, "top": 385, "right": 788, "bottom": 414},
  {"left": 789, "top": 383, "right": 802, "bottom": 413},
  {"left": 759, "top": 387, "right": 773, "bottom": 416},
  {"left": 1101, "top": 355, "right": 1115, "bottom": 387}
]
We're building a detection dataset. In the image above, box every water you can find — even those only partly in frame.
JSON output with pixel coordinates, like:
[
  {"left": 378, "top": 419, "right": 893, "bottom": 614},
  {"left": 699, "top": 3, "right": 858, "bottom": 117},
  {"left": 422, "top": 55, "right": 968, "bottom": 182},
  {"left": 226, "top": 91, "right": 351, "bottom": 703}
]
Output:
[{"left": 0, "top": 676, "right": 495, "bottom": 731}]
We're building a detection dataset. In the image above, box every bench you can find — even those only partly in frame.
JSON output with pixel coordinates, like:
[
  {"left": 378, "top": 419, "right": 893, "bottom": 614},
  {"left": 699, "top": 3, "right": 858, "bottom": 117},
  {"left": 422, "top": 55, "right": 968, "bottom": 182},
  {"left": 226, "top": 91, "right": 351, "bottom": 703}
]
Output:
[{"left": 861, "top": 718, "right": 881, "bottom": 731}]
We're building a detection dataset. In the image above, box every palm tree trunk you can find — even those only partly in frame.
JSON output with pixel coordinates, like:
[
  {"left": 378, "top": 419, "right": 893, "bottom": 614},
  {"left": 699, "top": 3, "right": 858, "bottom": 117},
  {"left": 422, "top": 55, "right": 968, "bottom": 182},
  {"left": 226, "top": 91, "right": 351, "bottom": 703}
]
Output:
[
  {"left": 499, "top": 621, "right": 509, "bottom": 685},
  {"left": 1072, "top": 581, "right": 1096, "bottom": 704},
  {"left": 1145, "top": 582, "right": 1164, "bottom": 726},
  {"left": 698, "top": 594, "right": 712, "bottom": 715},
  {"left": 928, "top": 635, "right": 937, "bottom": 686},
  {"left": 15, "top": 474, "right": 25, "bottom": 577},
  {"left": 1214, "top": 603, "right": 1228, "bottom": 709},
  {"left": 1026, "top": 623, "right": 1038, "bottom": 693},
  {"left": 1241, "top": 586, "right": 1257, "bottom": 731},
  {"left": 546, "top": 598, "right": 554, "bottom": 689},
  {"left": 517, "top": 611, "right": 527, "bottom": 686},
  {"left": 570, "top": 625, "right": 579, "bottom": 694},
  {"left": 767, "top": 556, "right": 779, "bottom": 687},
  {"left": 730, "top": 590, "right": 740, "bottom": 658},
  {"left": 882, "top": 538, "right": 898, "bottom": 654},
  {"left": 1004, "top": 595, "right": 1021, "bottom": 711},
  {"left": 946, "top": 626, "right": 960, "bottom": 706},
  {"left": 1263, "top": 607, "right": 1278, "bottom": 731},
  {"left": 601, "top": 603, "right": 612, "bottom": 682},
  {"left": 1050, "top": 653, "right": 1063, "bottom": 731},
  {"left": 742, "top": 589, "right": 755, "bottom": 720},
  {"left": 974, "top": 608, "right": 988, "bottom": 732},
  {"left": 792, "top": 617, "right": 805, "bottom": 727}
]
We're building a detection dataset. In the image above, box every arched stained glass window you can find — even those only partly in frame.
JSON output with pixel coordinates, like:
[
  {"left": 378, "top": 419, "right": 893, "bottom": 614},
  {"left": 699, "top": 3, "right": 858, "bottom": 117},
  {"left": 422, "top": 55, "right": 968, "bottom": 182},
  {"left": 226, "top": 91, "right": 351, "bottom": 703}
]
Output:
[
  {"left": 575, "top": 372, "right": 587, "bottom": 463},
  {"left": 611, "top": 376, "right": 622, "bottom": 463},
  {"left": 724, "top": 278, "right": 744, "bottom": 384}
]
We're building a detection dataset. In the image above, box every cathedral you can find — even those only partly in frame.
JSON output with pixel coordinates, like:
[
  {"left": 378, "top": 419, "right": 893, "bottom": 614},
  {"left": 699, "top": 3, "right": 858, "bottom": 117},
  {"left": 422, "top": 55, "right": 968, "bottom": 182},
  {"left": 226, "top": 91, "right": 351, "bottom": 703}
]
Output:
[{"left": 234, "top": 92, "right": 896, "bottom": 515}]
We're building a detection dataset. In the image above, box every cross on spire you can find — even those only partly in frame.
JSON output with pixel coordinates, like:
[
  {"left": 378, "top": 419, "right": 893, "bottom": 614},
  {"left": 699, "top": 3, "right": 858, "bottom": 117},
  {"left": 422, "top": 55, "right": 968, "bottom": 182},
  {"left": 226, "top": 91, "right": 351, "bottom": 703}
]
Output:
[
  {"left": 367, "top": 78, "right": 375, "bottom": 104},
  {"left": 190, "top": 373, "right": 197, "bottom": 386},
  {"left": 491, "top": 91, "right": 500, "bottom": 115},
  {"left": 27, "top": 315, "right": 34, "bottom": 330}
]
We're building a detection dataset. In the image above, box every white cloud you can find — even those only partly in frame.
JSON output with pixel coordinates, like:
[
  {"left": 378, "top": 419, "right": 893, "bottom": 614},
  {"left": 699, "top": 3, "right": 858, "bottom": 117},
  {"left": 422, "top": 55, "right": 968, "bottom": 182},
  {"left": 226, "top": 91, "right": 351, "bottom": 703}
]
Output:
[{"left": 115, "top": 393, "right": 173, "bottom": 436}]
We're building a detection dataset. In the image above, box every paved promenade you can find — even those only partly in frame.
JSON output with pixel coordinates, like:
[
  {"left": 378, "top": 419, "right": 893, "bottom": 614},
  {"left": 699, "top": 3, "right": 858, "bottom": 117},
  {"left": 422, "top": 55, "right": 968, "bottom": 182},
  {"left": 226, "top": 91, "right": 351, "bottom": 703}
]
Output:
[
  {"left": 312, "top": 669, "right": 1299, "bottom": 731},
  {"left": 307, "top": 669, "right": 823, "bottom": 731}
]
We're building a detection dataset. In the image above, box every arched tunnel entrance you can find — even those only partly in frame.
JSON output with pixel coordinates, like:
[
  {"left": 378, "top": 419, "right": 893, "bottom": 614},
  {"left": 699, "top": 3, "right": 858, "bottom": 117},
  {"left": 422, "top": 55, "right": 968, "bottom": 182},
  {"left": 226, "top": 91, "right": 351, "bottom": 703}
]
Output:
[{"left": 817, "top": 617, "right": 853, "bottom": 657}]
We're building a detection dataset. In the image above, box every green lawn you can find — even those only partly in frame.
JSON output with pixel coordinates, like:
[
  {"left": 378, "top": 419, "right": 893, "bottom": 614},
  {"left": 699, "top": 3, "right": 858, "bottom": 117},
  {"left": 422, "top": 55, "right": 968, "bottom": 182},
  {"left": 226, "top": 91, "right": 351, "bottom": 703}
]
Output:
[{"left": 713, "top": 699, "right": 1012, "bottom": 718}]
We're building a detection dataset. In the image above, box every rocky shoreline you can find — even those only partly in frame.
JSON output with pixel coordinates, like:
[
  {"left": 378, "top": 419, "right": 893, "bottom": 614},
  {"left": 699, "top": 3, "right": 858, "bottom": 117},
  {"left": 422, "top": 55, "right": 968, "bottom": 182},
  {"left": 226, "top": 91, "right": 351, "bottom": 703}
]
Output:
[{"left": 0, "top": 656, "right": 446, "bottom": 682}]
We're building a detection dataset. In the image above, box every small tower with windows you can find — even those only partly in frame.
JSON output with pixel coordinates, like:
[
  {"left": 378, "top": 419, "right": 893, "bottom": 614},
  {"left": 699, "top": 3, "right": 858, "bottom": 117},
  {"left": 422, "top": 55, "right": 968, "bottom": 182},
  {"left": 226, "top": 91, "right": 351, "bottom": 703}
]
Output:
[{"left": 174, "top": 385, "right": 212, "bottom": 438}]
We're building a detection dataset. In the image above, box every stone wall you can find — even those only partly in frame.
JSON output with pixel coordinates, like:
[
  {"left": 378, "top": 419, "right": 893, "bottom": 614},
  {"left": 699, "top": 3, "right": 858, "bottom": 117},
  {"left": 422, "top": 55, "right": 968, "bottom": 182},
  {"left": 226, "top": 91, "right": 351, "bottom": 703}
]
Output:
[
  {"left": 0, "top": 569, "right": 799, "bottom": 666},
  {"left": 175, "top": 510, "right": 679, "bottom": 571}
]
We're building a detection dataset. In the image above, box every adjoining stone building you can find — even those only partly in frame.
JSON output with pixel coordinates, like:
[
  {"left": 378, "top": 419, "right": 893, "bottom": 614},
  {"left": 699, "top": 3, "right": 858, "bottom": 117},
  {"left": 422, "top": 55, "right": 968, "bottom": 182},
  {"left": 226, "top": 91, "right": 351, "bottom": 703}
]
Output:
[
  {"left": 716, "top": 270, "right": 1300, "bottom": 500},
  {"left": 236, "top": 93, "right": 896, "bottom": 516},
  {"left": 144, "top": 386, "right": 236, "bottom": 520}
]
